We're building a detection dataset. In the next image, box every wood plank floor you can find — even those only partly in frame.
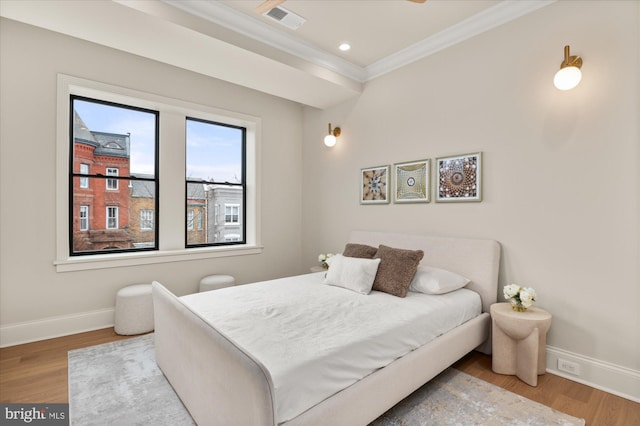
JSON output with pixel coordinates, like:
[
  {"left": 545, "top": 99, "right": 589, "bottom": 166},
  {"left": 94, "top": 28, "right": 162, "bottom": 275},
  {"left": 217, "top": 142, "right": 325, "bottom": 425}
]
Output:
[{"left": 1, "top": 328, "right": 639, "bottom": 425}]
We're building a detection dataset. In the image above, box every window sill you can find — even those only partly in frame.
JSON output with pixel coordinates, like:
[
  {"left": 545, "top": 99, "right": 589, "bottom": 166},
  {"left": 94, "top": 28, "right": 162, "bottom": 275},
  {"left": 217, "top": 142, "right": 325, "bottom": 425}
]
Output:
[{"left": 54, "top": 244, "right": 263, "bottom": 273}]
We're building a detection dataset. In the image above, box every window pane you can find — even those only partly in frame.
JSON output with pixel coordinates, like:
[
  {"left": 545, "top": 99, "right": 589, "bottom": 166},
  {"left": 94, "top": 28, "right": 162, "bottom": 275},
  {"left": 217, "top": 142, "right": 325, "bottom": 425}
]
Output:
[
  {"left": 106, "top": 167, "right": 119, "bottom": 190},
  {"left": 73, "top": 99, "right": 156, "bottom": 177},
  {"left": 186, "top": 119, "right": 243, "bottom": 183},
  {"left": 71, "top": 176, "right": 157, "bottom": 252},
  {"left": 187, "top": 210, "right": 195, "bottom": 231},
  {"left": 79, "top": 206, "right": 89, "bottom": 231},
  {"left": 186, "top": 118, "right": 245, "bottom": 247},
  {"left": 106, "top": 206, "right": 119, "bottom": 229},
  {"left": 80, "top": 164, "right": 89, "bottom": 188},
  {"left": 140, "top": 210, "right": 154, "bottom": 230},
  {"left": 71, "top": 97, "right": 158, "bottom": 255}
]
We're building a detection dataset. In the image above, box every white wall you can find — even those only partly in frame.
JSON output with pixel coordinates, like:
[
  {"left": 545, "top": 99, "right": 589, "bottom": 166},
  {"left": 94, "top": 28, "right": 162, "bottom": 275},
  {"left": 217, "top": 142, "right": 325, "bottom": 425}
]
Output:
[
  {"left": 302, "top": 0, "right": 639, "bottom": 399},
  {"left": 1, "top": 0, "right": 638, "bottom": 401},
  {"left": 0, "top": 18, "right": 304, "bottom": 342}
]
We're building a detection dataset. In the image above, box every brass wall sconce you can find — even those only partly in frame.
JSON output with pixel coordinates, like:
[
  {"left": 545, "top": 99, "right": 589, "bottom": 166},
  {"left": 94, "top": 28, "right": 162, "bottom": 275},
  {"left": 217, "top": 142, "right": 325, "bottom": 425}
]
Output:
[
  {"left": 324, "top": 123, "right": 341, "bottom": 147},
  {"left": 554, "top": 45, "right": 583, "bottom": 90}
]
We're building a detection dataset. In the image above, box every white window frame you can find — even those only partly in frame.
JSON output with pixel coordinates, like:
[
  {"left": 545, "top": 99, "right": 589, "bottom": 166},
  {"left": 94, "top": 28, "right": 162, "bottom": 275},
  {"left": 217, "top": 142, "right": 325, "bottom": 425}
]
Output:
[
  {"left": 79, "top": 163, "right": 89, "bottom": 188},
  {"left": 55, "top": 74, "right": 262, "bottom": 272},
  {"left": 140, "top": 209, "right": 153, "bottom": 231},
  {"left": 225, "top": 204, "right": 240, "bottom": 225},
  {"left": 79, "top": 205, "right": 89, "bottom": 231},
  {"left": 106, "top": 206, "right": 118, "bottom": 229},
  {"left": 106, "top": 167, "right": 119, "bottom": 190}
]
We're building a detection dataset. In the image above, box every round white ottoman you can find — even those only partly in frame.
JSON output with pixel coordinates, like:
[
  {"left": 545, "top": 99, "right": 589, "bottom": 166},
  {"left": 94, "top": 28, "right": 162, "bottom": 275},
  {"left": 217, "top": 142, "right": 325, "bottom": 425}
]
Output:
[
  {"left": 114, "top": 284, "right": 154, "bottom": 335},
  {"left": 199, "top": 274, "right": 236, "bottom": 292}
]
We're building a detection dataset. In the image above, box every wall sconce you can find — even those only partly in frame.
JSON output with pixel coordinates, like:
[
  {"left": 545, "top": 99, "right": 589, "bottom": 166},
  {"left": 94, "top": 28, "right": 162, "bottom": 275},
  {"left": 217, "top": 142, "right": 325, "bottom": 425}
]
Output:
[
  {"left": 324, "top": 123, "right": 341, "bottom": 147},
  {"left": 553, "top": 45, "right": 583, "bottom": 90}
]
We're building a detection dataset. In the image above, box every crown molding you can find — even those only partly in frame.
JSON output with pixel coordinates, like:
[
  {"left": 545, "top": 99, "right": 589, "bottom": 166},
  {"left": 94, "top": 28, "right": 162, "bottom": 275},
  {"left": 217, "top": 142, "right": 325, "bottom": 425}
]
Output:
[
  {"left": 366, "top": 0, "right": 557, "bottom": 80},
  {"left": 162, "top": 0, "right": 368, "bottom": 83},
  {"left": 163, "top": 0, "right": 556, "bottom": 84}
]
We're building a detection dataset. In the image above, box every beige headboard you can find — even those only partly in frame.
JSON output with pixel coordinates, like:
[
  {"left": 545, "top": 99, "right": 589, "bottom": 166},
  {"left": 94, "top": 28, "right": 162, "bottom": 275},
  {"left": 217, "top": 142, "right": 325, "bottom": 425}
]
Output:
[{"left": 348, "top": 231, "right": 501, "bottom": 313}]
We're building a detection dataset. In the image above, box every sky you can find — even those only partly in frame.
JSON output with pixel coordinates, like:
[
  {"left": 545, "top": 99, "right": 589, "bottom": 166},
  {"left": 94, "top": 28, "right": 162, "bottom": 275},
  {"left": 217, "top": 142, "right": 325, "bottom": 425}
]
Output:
[{"left": 74, "top": 99, "right": 243, "bottom": 183}]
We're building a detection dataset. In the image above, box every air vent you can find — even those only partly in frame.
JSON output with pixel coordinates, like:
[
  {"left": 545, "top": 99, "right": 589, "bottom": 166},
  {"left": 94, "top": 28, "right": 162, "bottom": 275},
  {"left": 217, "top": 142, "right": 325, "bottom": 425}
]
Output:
[{"left": 263, "top": 6, "right": 306, "bottom": 30}]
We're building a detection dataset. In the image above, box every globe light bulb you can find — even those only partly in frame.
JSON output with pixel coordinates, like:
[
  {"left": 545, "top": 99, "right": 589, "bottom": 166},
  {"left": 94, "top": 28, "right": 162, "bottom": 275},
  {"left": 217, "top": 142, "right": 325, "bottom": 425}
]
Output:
[
  {"left": 554, "top": 66, "right": 582, "bottom": 90},
  {"left": 324, "top": 134, "right": 337, "bottom": 147}
]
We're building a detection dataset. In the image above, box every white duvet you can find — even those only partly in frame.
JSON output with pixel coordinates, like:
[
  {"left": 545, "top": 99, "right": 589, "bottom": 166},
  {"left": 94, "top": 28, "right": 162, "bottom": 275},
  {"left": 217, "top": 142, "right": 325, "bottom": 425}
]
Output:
[{"left": 180, "top": 272, "right": 481, "bottom": 423}]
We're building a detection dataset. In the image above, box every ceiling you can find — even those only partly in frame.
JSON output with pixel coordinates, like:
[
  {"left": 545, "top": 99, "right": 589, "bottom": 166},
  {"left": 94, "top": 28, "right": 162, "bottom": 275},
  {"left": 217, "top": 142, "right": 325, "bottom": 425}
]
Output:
[
  {"left": 218, "top": 0, "right": 502, "bottom": 68},
  {"left": 0, "top": 0, "right": 555, "bottom": 108}
]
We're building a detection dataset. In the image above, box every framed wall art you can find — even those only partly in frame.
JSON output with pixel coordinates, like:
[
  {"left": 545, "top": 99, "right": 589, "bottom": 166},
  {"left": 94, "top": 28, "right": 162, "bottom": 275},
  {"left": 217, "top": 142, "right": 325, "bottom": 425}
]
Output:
[
  {"left": 394, "top": 159, "right": 430, "bottom": 203},
  {"left": 436, "top": 152, "right": 482, "bottom": 202},
  {"left": 360, "top": 165, "right": 390, "bottom": 204}
]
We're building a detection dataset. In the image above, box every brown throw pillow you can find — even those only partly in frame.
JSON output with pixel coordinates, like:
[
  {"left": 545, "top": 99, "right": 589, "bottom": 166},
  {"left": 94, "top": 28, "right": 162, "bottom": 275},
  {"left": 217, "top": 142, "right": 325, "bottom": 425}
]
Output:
[
  {"left": 372, "top": 245, "right": 424, "bottom": 297},
  {"left": 342, "top": 243, "right": 378, "bottom": 259}
]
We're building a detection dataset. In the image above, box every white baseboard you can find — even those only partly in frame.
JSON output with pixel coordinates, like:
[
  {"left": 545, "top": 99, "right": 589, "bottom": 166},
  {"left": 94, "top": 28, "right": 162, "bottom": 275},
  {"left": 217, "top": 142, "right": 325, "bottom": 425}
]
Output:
[
  {"left": 546, "top": 345, "right": 640, "bottom": 403},
  {"left": 0, "top": 308, "right": 115, "bottom": 348}
]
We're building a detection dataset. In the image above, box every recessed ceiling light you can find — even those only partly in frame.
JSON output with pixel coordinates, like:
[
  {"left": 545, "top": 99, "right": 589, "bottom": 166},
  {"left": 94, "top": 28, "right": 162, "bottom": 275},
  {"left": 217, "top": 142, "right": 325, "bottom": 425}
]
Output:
[{"left": 339, "top": 43, "right": 351, "bottom": 52}]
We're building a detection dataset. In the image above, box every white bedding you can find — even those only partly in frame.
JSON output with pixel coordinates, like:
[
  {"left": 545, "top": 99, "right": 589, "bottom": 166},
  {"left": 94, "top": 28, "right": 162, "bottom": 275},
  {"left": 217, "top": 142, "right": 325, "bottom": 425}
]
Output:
[{"left": 180, "top": 272, "right": 481, "bottom": 423}]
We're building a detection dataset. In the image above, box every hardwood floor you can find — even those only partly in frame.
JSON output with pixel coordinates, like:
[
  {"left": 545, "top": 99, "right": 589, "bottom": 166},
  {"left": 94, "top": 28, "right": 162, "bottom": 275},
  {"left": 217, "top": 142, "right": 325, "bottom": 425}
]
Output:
[
  {"left": 1, "top": 328, "right": 639, "bottom": 425},
  {"left": 0, "top": 328, "right": 135, "bottom": 404},
  {"left": 453, "top": 352, "right": 640, "bottom": 426}
]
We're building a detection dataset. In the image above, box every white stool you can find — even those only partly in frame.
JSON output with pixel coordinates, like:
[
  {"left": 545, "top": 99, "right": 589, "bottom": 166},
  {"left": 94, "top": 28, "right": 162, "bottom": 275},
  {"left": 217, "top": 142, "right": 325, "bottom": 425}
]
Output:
[
  {"left": 114, "top": 284, "right": 154, "bottom": 335},
  {"left": 199, "top": 274, "right": 236, "bottom": 292}
]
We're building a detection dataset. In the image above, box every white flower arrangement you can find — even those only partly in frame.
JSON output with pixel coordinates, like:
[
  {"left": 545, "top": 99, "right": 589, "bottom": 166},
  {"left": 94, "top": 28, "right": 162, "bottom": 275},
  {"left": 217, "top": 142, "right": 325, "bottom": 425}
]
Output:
[
  {"left": 318, "top": 253, "right": 335, "bottom": 269},
  {"left": 503, "top": 284, "right": 537, "bottom": 311}
]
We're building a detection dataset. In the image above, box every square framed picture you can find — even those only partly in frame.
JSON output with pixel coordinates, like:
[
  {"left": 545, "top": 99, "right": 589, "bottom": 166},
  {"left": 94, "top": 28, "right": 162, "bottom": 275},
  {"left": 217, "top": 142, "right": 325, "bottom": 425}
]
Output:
[
  {"left": 394, "top": 160, "right": 430, "bottom": 203},
  {"left": 360, "top": 165, "right": 390, "bottom": 204},
  {"left": 436, "top": 152, "right": 482, "bottom": 202}
]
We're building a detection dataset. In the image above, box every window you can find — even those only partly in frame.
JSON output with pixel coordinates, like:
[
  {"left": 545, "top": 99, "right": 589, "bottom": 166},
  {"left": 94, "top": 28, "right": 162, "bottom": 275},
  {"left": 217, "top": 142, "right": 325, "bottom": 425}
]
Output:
[
  {"left": 69, "top": 95, "right": 158, "bottom": 256},
  {"left": 79, "top": 206, "right": 89, "bottom": 231},
  {"left": 79, "top": 164, "right": 89, "bottom": 188},
  {"left": 185, "top": 118, "right": 246, "bottom": 247},
  {"left": 106, "top": 168, "right": 119, "bottom": 190},
  {"left": 140, "top": 210, "right": 153, "bottom": 231},
  {"left": 225, "top": 204, "right": 240, "bottom": 224},
  {"left": 187, "top": 209, "right": 194, "bottom": 231},
  {"left": 57, "top": 75, "right": 260, "bottom": 271},
  {"left": 106, "top": 206, "right": 118, "bottom": 229}
]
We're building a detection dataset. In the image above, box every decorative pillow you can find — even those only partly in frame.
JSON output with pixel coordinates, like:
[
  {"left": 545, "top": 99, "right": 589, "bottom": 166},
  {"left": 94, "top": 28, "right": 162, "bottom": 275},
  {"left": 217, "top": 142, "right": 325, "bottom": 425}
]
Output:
[
  {"left": 342, "top": 243, "right": 378, "bottom": 259},
  {"left": 409, "top": 266, "right": 471, "bottom": 295},
  {"left": 323, "top": 254, "right": 381, "bottom": 295},
  {"left": 372, "top": 245, "right": 424, "bottom": 297}
]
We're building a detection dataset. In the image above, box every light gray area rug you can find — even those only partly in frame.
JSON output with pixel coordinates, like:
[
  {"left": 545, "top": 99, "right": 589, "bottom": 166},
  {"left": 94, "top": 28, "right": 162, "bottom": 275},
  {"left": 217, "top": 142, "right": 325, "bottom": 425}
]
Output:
[{"left": 69, "top": 334, "right": 585, "bottom": 426}]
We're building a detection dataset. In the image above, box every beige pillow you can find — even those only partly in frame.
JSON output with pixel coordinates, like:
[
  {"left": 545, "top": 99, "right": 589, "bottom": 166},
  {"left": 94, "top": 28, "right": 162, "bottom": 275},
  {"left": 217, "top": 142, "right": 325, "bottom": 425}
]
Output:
[
  {"left": 342, "top": 243, "right": 378, "bottom": 259},
  {"left": 372, "top": 245, "right": 424, "bottom": 297}
]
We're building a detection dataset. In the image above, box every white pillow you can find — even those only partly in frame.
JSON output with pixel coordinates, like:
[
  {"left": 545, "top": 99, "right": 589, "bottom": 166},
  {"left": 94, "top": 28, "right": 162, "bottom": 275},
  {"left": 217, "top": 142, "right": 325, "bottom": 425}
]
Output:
[
  {"left": 323, "top": 254, "right": 381, "bottom": 295},
  {"left": 409, "top": 266, "right": 470, "bottom": 295}
]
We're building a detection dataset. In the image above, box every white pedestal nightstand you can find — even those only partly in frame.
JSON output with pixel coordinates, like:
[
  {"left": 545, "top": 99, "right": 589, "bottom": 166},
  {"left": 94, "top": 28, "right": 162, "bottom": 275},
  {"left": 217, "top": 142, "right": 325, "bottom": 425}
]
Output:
[{"left": 490, "top": 302, "right": 552, "bottom": 386}]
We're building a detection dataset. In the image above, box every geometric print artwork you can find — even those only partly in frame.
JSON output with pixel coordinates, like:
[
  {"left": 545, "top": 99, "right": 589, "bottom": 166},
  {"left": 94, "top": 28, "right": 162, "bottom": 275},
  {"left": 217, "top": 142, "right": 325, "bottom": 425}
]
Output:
[
  {"left": 436, "top": 152, "right": 482, "bottom": 202},
  {"left": 361, "top": 165, "right": 390, "bottom": 204},
  {"left": 394, "top": 160, "right": 429, "bottom": 203}
]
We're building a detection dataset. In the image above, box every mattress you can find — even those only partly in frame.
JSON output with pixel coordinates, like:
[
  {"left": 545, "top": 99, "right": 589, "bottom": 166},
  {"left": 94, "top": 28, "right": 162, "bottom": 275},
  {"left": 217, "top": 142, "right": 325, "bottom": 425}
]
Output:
[{"left": 180, "top": 272, "right": 481, "bottom": 423}]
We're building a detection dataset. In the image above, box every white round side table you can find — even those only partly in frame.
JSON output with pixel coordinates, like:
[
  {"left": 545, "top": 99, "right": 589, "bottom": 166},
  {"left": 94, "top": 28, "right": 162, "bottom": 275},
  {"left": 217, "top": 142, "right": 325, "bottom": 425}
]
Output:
[{"left": 490, "top": 302, "right": 552, "bottom": 386}]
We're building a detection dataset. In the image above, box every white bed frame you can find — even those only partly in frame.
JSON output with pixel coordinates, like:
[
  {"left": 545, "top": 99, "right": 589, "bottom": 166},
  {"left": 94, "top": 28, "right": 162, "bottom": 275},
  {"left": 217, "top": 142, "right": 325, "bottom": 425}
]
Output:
[{"left": 152, "top": 231, "right": 501, "bottom": 426}]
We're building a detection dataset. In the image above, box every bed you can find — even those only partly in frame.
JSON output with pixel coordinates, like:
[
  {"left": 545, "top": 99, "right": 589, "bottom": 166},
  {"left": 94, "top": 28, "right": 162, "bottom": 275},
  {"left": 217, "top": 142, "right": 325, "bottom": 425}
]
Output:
[{"left": 152, "top": 231, "right": 501, "bottom": 426}]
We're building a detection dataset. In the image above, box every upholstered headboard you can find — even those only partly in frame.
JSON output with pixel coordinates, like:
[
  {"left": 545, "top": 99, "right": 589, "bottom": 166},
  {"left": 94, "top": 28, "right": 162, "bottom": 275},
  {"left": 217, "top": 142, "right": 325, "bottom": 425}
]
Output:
[{"left": 348, "top": 231, "right": 501, "bottom": 314}]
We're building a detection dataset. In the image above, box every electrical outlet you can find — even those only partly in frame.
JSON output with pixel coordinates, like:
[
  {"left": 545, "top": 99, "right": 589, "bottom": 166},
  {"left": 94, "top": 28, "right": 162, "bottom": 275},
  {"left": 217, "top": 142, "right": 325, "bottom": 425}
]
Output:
[{"left": 558, "top": 358, "right": 581, "bottom": 375}]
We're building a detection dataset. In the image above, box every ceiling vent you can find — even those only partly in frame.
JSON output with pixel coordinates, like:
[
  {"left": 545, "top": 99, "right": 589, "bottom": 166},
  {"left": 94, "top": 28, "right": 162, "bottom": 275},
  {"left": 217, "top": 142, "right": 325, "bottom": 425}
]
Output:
[{"left": 263, "top": 6, "right": 306, "bottom": 30}]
